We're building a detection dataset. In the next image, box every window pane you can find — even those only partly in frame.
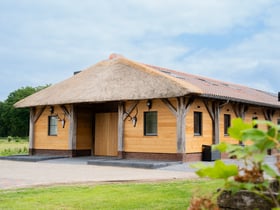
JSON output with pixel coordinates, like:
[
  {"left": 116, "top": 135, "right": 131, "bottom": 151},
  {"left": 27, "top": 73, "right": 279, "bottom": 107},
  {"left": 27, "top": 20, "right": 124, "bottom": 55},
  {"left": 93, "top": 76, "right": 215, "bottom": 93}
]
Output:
[
  {"left": 194, "top": 112, "right": 202, "bottom": 136},
  {"left": 144, "top": 112, "right": 157, "bottom": 136},
  {"left": 224, "top": 114, "right": 231, "bottom": 135},
  {"left": 48, "top": 116, "right": 57, "bottom": 136}
]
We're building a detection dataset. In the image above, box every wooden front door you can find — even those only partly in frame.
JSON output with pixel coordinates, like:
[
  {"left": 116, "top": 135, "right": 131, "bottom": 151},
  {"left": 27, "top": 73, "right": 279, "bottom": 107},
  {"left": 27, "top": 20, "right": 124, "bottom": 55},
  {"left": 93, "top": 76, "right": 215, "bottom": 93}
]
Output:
[{"left": 94, "top": 112, "right": 118, "bottom": 156}]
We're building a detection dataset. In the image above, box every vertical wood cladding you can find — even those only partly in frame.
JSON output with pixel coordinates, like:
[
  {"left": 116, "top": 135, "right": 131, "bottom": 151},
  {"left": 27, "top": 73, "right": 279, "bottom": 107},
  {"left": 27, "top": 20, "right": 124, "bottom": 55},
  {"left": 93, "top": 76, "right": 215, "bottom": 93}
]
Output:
[
  {"left": 34, "top": 105, "right": 70, "bottom": 150},
  {"left": 76, "top": 107, "right": 93, "bottom": 150},
  {"left": 124, "top": 99, "right": 177, "bottom": 153},
  {"left": 31, "top": 98, "right": 280, "bottom": 160}
]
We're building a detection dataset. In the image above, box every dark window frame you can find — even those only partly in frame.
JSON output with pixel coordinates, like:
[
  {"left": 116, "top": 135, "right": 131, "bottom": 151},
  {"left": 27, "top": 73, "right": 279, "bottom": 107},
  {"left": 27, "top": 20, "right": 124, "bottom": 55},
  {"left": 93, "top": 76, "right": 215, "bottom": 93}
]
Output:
[
  {"left": 224, "top": 114, "right": 231, "bottom": 136},
  {"left": 144, "top": 111, "right": 158, "bottom": 136},
  {"left": 252, "top": 116, "right": 258, "bottom": 128},
  {"left": 48, "top": 116, "right": 58, "bottom": 136},
  {"left": 194, "top": 111, "right": 202, "bottom": 136}
]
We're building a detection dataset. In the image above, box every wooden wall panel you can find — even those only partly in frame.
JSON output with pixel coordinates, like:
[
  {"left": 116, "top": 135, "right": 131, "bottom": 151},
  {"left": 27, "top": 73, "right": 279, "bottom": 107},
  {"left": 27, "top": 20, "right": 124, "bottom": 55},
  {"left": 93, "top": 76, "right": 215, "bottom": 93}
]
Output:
[
  {"left": 219, "top": 104, "right": 237, "bottom": 144},
  {"left": 34, "top": 105, "right": 69, "bottom": 150},
  {"left": 186, "top": 99, "right": 212, "bottom": 153},
  {"left": 245, "top": 106, "right": 266, "bottom": 130},
  {"left": 124, "top": 99, "right": 177, "bottom": 153},
  {"left": 272, "top": 110, "right": 280, "bottom": 125},
  {"left": 76, "top": 108, "right": 92, "bottom": 150},
  {"left": 95, "top": 113, "right": 118, "bottom": 156}
]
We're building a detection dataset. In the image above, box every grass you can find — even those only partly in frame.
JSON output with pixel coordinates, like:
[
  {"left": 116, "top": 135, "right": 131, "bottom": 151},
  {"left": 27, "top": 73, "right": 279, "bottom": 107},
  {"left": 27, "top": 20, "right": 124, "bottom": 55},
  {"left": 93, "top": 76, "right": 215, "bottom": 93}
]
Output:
[
  {"left": 0, "top": 180, "right": 223, "bottom": 210},
  {"left": 0, "top": 137, "right": 28, "bottom": 156}
]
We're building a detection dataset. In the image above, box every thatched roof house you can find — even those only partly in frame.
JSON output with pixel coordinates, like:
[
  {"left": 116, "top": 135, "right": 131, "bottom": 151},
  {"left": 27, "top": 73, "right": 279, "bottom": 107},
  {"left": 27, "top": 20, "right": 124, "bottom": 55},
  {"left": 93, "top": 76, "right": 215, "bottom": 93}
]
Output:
[{"left": 14, "top": 54, "right": 280, "bottom": 161}]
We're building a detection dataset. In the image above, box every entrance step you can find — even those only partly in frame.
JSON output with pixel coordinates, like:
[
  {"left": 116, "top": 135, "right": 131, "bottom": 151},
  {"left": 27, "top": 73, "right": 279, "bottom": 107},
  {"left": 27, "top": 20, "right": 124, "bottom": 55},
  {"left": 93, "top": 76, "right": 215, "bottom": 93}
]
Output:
[{"left": 87, "top": 158, "right": 181, "bottom": 169}]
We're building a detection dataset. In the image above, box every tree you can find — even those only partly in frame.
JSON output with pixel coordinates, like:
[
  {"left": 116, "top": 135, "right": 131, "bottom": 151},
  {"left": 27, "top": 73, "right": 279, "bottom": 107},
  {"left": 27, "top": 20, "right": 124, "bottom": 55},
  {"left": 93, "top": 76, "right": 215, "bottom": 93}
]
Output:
[{"left": 0, "top": 85, "right": 49, "bottom": 137}]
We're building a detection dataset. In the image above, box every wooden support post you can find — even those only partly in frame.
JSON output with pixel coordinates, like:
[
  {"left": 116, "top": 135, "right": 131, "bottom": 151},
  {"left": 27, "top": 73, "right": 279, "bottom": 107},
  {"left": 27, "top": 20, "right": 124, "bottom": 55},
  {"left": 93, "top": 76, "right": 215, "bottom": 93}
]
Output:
[
  {"left": 68, "top": 105, "right": 77, "bottom": 151},
  {"left": 162, "top": 97, "right": 194, "bottom": 154},
  {"left": 118, "top": 102, "right": 125, "bottom": 154},
  {"left": 29, "top": 108, "right": 35, "bottom": 152},
  {"left": 204, "top": 100, "right": 220, "bottom": 145},
  {"left": 29, "top": 106, "right": 46, "bottom": 154},
  {"left": 263, "top": 108, "right": 275, "bottom": 121},
  {"left": 176, "top": 97, "right": 186, "bottom": 153},
  {"left": 213, "top": 102, "right": 220, "bottom": 145},
  {"left": 232, "top": 103, "right": 247, "bottom": 119}
]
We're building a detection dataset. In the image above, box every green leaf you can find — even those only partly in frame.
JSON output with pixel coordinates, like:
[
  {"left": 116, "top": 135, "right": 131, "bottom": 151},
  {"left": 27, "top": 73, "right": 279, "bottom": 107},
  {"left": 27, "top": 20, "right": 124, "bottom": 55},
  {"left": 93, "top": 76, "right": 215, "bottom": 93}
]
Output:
[
  {"left": 262, "top": 164, "right": 278, "bottom": 178},
  {"left": 195, "top": 160, "right": 238, "bottom": 179},
  {"left": 242, "top": 129, "right": 266, "bottom": 142},
  {"left": 213, "top": 142, "right": 228, "bottom": 152},
  {"left": 190, "top": 162, "right": 208, "bottom": 170},
  {"left": 228, "top": 118, "right": 252, "bottom": 140},
  {"left": 252, "top": 153, "right": 266, "bottom": 163},
  {"left": 267, "top": 127, "right": 276, "bottom": 138}
]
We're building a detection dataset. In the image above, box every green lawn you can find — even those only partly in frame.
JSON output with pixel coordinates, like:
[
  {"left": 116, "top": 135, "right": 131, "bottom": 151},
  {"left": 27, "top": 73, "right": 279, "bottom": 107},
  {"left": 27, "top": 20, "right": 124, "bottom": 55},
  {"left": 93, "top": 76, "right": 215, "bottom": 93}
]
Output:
[
  {"left": 0, "top": 180, "right": 223, "bottom": 210},
  {"left": 0, "top": 137, "right": 28, "bottom": 156}
]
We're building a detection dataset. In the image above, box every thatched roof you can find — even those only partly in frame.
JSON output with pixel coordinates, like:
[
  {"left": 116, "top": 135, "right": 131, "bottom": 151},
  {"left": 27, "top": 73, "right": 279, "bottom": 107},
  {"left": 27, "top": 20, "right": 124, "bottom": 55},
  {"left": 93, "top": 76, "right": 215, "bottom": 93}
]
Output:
[
  {"left": 14, "top": 54, "right": 280, "bottom": 108},
  {"left": 14, "top": 55, "right": 202, "bottom": 108}
]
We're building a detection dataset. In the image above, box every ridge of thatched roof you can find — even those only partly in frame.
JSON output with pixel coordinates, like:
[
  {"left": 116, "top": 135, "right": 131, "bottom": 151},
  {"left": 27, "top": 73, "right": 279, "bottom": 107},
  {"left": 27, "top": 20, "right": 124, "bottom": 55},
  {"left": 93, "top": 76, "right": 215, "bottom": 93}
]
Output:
[{"left": 14, "top": 55, "right": 202, "bottom": 108}]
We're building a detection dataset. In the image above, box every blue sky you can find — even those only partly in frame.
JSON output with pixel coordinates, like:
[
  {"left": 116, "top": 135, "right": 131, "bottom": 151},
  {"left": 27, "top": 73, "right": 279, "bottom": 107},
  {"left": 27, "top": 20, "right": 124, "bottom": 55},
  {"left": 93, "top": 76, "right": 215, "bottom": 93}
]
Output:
[{"left": 0, "top": 0, "right": 279, "bottom": 101}]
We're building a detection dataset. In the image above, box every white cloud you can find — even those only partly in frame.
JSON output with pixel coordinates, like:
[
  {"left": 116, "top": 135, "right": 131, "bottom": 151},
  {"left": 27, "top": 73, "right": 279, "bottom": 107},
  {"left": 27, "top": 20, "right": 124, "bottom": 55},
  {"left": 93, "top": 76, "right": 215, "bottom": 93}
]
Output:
[{"left": 0, "top": 0, "right": 280, "bottom": 101}]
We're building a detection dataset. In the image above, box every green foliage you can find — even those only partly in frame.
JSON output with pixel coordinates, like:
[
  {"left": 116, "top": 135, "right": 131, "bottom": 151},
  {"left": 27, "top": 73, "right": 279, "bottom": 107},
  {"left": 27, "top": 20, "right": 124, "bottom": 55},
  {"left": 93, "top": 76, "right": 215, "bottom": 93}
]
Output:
[
  {"left": 0, "top": 85, "right": 49, "bottom": 137},
  {"left": 193, "top": 118, "right": 280, "bottom": 208},
  {"left": 191, "top": 160, "right": 238, "bottom": 179}
]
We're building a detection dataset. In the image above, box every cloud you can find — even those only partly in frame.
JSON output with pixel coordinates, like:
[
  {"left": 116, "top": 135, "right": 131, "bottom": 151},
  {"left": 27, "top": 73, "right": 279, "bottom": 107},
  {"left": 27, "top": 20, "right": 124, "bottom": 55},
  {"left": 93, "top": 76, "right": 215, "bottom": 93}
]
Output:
[{"left": 0, "top": 0, "right": 279, "bottom": 101}]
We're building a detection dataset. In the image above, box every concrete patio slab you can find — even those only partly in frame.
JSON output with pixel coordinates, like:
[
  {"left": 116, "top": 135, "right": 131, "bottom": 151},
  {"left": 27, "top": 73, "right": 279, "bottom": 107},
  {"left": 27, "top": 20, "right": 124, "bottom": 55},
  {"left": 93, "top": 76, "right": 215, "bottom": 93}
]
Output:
[{"left": 0, "top": 159, "right": 197, "bottom": 189}]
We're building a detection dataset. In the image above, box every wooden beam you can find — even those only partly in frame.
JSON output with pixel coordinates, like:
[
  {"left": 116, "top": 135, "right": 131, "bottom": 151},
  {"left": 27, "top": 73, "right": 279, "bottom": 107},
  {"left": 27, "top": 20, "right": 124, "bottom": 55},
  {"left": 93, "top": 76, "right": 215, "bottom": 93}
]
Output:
[
  {"left": 118, "top": 102, "right": 125, "bottom": 152},
  {"left": 60, "top": 105, "right": 70, "bottom": 118},
  {"left": 176, "top": 96, "right": 194, "bottom": 154},
  {"left": 123, "top": 101, "right": 139, "bottom": 121},
  {"left": 203, "top": 100, "right": 214, "bottom": 121},
  {"left": 29, "top": 108, "right": 35, "bottom": 151},
  {"left": 68, "top": 105, "right": 77, "bottom": 150},
  {"left": 232, "top": 103, "right": 247, "bottom": 119},
  {"left": 33, "top": 106, "right": 46, "bottom": 123},
  {"left": 161, "top": 98, "right": 177, "bottom": 116},
  {"left": 213, "top": 101, "right": 220, "bottom": 145},
  {"left": 263, "top": 108, "right": 275, "bottom": 121},
  {"left": 203, "top": 100, "right": 220, "bottom": 145}
]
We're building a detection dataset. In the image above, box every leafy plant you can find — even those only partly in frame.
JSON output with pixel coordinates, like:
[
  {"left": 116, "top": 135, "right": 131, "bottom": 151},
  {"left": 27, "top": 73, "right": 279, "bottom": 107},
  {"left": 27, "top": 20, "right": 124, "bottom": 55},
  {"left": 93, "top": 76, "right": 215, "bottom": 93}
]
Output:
[{"left": 192, "top": 118, "right": 280, "bottom": 209}]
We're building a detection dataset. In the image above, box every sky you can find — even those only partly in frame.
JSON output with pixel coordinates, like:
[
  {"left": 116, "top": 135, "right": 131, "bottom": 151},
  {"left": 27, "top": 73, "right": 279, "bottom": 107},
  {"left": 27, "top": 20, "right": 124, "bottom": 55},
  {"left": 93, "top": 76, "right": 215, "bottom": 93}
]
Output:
[{"left": 0, "top": 0, "right": 279, "bottom": 101}]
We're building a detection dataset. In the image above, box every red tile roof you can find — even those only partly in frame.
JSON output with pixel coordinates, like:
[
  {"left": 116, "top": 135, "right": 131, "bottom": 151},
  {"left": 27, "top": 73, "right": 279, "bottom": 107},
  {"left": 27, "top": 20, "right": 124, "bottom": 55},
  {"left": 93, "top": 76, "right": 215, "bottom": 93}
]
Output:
[{"left": 147, "top": 64, "right": 279, "bottom": 108}]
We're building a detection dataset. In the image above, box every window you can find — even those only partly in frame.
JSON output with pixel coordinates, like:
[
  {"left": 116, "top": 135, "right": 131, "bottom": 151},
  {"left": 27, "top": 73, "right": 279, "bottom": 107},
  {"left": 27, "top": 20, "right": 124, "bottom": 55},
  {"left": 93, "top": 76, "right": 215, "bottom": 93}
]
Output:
[
  {"left": 224, "top": 114, "right": 231, "bottom": 135},
  {"left": 252, "top": 116, "right": 258, "bottom": 128},
  {"left": 194, "top": 112, "right": 202, "bottom": 136},
  {"left": 144, "top": 111, "right": 157, "bottom": 136},
  {"left": 278, "top": 119, "right": 280, "bottom": 125},
  {"left": 48, "top": 116, "right": 57, "bottom": 136}
]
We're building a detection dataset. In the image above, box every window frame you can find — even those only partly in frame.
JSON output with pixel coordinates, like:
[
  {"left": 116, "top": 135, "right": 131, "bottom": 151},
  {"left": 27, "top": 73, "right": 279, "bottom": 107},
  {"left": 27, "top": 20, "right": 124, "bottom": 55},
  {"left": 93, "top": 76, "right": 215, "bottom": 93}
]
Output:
[
  {"left": 252, "top": 116, "right": 258, "bottom": 128},
  {"left": 144, "top": 111, "right": 158, "bottom": 136},
  {"left": 48, "top": 116, "right": 58, "bottom": 136},
  {"left": 194, "top": 111, "right": 202, "bottom": 136},
  {"left": 224, "top": 114, "right": 231, "bottom": 136}
]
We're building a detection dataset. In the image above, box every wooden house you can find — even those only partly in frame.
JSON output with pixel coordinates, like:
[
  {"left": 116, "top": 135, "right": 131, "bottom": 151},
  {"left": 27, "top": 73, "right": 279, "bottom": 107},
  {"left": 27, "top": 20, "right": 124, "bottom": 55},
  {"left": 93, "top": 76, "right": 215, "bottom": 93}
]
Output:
[{"left": 14, "top": 54, "right": 280, "bottom": 161}]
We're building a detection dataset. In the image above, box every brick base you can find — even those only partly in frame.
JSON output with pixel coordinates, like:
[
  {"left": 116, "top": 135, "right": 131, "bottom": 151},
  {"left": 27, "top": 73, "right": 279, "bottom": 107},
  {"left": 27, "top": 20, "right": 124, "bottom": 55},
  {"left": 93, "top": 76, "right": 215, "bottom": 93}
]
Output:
[
  {"left": 29, "top": 149, "right": 91, "bottom": 157},
  {"left": 121, "top": 152, "right": 202, "bottom": 162},
  {"left": 29, "top": 149, "right": 203, "bottom": 162}
]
